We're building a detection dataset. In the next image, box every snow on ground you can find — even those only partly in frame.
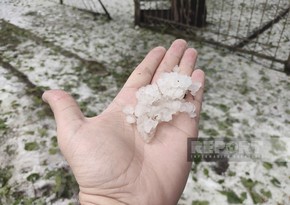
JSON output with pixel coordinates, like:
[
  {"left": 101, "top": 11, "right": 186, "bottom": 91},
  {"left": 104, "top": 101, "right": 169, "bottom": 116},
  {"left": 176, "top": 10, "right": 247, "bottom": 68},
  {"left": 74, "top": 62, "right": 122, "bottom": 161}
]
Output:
[
  {"left": 0, "top": 0, "right": 290, "bottom": 204},
  {"left": 206, "top": 0, "right": 289, "bottom": 39},
  {"left": 204, "top": 0, "right": 290, "bottom": 69}
]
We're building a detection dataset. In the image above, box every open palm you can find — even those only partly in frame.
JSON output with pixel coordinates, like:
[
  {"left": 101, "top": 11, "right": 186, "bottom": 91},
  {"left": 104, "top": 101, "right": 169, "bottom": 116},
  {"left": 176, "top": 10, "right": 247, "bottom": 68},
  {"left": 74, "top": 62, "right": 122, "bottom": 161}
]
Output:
[{"left": 43, "top": 39, "right": 205, "bottom": 205}]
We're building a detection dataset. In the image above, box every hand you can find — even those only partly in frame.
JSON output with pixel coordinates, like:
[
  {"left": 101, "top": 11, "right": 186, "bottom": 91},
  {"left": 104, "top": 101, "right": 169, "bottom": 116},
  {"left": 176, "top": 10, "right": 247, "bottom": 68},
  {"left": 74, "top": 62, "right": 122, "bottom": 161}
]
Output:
[{"left": 42, "top": 39, "right": 205, "bottom": 205}]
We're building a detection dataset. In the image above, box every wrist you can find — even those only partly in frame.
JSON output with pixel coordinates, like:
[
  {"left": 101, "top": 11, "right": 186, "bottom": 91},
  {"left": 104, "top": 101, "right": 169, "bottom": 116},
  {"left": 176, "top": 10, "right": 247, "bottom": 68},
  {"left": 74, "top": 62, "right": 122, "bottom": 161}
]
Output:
[{"left": 79, "top": 191, "right": 127, "bottom": 205}]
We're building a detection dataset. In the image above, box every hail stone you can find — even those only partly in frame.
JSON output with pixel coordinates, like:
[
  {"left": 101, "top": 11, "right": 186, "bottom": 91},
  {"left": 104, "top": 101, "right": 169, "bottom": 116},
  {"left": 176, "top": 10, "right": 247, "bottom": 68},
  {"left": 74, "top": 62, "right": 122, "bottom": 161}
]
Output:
[{"left": 123, "top": 66, "right": 201, "bottom": 143}]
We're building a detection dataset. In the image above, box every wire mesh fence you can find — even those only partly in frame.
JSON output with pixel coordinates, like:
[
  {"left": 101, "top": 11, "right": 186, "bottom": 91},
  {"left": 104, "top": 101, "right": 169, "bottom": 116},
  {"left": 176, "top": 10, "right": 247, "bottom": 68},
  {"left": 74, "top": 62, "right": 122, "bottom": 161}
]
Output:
[
  {"left": 135, "top": 0, "right": 290, "bottom": 73},
  {"left": 54, "top": 0, "right": 111, "bottom": 19}
]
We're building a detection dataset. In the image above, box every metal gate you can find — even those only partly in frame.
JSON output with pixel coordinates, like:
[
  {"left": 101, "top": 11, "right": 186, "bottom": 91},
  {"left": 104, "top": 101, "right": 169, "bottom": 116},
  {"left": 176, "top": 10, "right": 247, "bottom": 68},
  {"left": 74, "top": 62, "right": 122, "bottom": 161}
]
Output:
[
  {"left": 57, "top": 0, "right": 111, "bottom": 19},
  {"left": 135, "top": 0, "right": 290, "bottom": 73}
]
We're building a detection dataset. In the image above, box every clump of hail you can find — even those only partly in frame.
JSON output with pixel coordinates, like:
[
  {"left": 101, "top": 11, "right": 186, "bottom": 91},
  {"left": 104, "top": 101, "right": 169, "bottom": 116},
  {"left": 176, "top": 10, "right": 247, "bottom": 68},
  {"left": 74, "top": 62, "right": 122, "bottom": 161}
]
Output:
[{"left": 123, "top": 66, "right": 201, "bottom": 143}]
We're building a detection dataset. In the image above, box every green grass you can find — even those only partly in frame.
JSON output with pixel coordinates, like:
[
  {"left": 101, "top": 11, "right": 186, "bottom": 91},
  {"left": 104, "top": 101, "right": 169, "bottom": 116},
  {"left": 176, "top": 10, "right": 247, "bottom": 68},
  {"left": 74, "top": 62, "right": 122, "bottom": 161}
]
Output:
[
  {"left": 26, "top": 173, "right": 40, "bottom": 183},
  {"left": 0, "top": 118, "right": 8, "bottom": 131},
  {"left": 262, "top": 162, "right": 273, "bottom": 170},
  {"left": 219, "top": 189, "right": 247, "bottom": 204},
  {"left": 24, "top": 142, "right": 39, "bottom": 151},
  {"left": 0, "top": 166, "right": 13, "bottom": 202},
  {"left": 192, "top": 200, "right": 210, "bottom": 205},
  {"left": 45, "top": 167, "right": 79, "bottom": 198}
]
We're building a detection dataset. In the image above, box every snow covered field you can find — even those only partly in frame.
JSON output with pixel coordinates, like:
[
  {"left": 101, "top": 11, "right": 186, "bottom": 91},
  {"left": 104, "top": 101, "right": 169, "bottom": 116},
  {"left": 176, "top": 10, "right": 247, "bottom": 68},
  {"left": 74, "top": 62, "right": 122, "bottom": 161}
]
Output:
[{"left": 0, "top": 0, "right": 290, "bottom": 204}]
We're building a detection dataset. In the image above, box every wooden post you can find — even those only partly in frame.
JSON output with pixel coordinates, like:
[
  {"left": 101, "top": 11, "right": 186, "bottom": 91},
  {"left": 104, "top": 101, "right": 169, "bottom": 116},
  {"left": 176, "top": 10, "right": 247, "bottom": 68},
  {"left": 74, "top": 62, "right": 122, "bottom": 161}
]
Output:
[
  {"left": 172, "top": 0, "right": 207, "bottom": 27},
  {"left": 60, "top": 0, "right": 63, "bottom": 4},
  {"left": 134, "top": 0, "right": 140, "bottom": 25},
  {"left": 285, "top": 54, "right": 290, "bottom": 75},
  {"left": 172, "top": 0, "right": 178, "bottom": 22}
]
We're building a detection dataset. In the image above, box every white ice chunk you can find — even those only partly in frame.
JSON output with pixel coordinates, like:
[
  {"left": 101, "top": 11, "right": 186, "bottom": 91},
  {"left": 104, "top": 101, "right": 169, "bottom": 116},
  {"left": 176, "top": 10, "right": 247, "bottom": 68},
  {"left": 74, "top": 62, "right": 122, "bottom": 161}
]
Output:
[
  {"left": 189, "top": 82, "right": 202, "bottom": 96},
  {"left": 157, "top": 72, "right": 192, "bottom": 99},
  {"left": 126, "top": 115, "right": 136, "bottom": 124},
  {"left": 135, "top": 104, "right": 148, "bottom": 117},
  {"left": 123, "top": 105, "right": 134, "bottom": 115},
  {"left": 136, "top": 84, "right": 161, "bottom": 105},
  {"left": 143, "top": 118, "right": 158, "bottom": 134},
  {"left": 122, "top": 66, "right": 201, "bottom": 143},
  {"left": 173, "top": 65, "right": 181, "bottom": 72}
]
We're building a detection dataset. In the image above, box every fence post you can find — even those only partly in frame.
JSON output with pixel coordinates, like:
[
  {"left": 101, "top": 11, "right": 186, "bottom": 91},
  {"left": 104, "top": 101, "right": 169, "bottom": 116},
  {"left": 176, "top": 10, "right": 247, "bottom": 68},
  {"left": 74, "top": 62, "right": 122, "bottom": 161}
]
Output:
[
  {"left": 60, "top": 0, "right": 63, "bottom": 4},
  {"left": 134, "top": 0, "right": 140, "bottom": 25},
  {"left": 285, "top": 54, "right": 290, "bottom": 75},
  {"left": 171, "top": 0, "right": 207, "bottom": 27}
]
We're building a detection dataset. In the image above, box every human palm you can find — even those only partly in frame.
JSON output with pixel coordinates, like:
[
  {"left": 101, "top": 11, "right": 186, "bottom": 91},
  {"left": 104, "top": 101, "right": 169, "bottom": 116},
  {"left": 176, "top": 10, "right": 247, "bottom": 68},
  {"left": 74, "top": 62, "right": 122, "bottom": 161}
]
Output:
[{"left": 43, "top": 40, "right": 205, "bottom": 205}]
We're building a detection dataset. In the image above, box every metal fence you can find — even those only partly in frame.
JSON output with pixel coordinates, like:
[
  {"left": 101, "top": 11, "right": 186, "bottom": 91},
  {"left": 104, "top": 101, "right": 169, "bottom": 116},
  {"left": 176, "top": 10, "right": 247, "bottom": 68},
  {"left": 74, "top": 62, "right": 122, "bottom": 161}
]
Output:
[
  {"left": 135, "top": 0, "right": 290, "bottom": 73},
  {"left": 57, "top": 0, "right": 111, "bottom": 19}
]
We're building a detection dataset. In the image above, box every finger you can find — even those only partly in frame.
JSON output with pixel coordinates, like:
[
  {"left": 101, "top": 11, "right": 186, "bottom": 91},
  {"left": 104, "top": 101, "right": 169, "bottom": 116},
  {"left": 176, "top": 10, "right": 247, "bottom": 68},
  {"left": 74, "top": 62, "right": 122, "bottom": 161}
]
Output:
[
  {"left": 123, "top": 46, "right": 166, "bottom": 89},
  {"left": 151, "top": 39, "right": 187, "bottom": 83},
  {"left": 178, "top": 48, "right": 198, "bottom": 76},
  {"left": 186, "top": 69, "right": 205, "bottom": 119},
  {"left": 42, "top": 90, "right": 85, "bottom": 134},
  {"left": 168, "top": 69, "right": 205, "bottom": 137}
]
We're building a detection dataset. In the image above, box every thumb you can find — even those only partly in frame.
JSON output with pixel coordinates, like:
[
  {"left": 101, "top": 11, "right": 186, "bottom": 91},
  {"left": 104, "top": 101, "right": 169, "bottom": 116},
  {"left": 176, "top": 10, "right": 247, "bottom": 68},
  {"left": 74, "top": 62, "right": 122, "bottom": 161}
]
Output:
[{"left": 42, "top": 90, "right": 85, "bottom": 135}]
